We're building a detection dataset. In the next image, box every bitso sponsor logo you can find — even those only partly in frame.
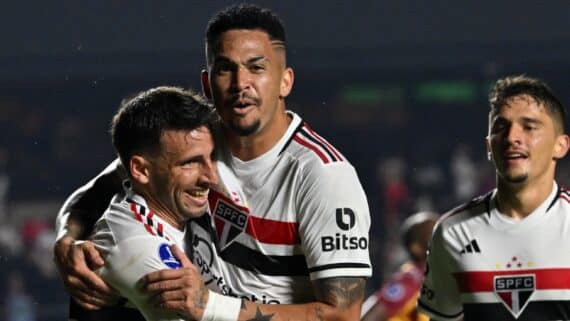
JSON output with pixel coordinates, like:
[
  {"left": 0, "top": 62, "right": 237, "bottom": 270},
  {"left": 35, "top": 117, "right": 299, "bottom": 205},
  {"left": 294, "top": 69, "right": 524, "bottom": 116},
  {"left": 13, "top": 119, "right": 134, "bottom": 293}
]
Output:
[{"left": 321, "top": 208, "right": 368, "bottom": 252}]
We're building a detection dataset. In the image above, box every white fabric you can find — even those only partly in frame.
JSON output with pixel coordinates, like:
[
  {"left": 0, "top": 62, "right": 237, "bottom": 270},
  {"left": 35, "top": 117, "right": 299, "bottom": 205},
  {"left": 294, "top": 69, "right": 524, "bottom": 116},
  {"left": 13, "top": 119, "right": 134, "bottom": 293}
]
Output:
[
  {"left": 200, "top": 290, "right": 240, "bottom": 321},
  {"left": 192, "top": 111, "right": 371, "bottom": 304},
  {"left": 418, "top": 183, "right": 570, "bottom": 320},
  {"left": 91, "top": 188, "right": 187, "bottom": 321}
]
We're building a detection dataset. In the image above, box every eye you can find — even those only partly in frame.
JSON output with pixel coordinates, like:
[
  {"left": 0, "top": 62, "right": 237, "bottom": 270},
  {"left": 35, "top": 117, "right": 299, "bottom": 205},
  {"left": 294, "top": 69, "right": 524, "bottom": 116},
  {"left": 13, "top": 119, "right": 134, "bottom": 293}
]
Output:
[
  {"left": 249, "top": 64, "right": 265, "bottom": 73},
  {"left": 213, "top": 61, "right": 234, "bottom": 75}
]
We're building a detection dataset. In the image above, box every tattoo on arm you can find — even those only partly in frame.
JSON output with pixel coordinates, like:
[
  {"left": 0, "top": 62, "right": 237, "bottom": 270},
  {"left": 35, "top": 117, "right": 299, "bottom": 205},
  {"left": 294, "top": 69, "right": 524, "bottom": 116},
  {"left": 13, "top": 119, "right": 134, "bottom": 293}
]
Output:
[
  {"left": 313, "top": 277, "right": 366, "bottom": 308},
  {"left": 246, "top": 307, "right": 274, "bottom": 321}
]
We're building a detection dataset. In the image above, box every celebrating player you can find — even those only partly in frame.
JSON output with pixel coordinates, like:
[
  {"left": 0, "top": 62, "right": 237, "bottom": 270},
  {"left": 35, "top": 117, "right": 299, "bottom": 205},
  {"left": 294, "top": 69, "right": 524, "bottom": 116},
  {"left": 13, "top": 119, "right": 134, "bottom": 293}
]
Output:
[
  {"left": 418, "top": 75, "right": 570, "bottom": 320},
  {"left": 54, "top": 4, "right": 372, "bottom": 321}
]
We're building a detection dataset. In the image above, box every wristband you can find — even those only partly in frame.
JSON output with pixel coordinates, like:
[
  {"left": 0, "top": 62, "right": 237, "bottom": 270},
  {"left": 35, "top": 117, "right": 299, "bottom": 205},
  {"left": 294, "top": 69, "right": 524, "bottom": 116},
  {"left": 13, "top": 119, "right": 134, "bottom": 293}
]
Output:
[{"left": 200, "top": 290, "right": 241, "bottom": 321}]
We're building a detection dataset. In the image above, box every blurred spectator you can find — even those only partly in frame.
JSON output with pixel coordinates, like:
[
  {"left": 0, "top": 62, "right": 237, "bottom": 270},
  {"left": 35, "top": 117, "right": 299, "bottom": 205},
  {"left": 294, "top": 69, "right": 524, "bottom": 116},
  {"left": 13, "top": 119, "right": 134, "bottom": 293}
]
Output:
[
  {"left": 4, "top": 271, "right": 36, "bottom": 321},
  {"left": 450, "top": 144, "right": 478, "bottom": 202},
  {"left": 361, "top": 212, "right": 438, "bottom": 321}
]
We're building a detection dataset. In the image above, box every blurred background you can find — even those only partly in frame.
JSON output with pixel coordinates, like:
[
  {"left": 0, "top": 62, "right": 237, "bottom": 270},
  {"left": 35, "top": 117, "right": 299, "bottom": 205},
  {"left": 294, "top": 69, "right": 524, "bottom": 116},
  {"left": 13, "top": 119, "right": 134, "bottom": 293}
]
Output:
[{"left": 1, "top": 1, "right": 569, "bottom": 320}]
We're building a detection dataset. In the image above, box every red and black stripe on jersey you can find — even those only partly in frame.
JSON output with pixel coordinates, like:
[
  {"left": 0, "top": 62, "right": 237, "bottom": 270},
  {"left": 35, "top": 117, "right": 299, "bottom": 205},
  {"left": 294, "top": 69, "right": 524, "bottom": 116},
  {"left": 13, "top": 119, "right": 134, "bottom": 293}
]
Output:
[
  {"left": 126, "top": 198, "right": 170, "bottom": 241},
  {"left": 279, "top": 122, "right": 344, "bottom": 164},
  {"left": 453, "top": 268, "right": 570, "bottom": 321},
  {"left": 192, "top": 211, "right": 370, "bottom": 277}
]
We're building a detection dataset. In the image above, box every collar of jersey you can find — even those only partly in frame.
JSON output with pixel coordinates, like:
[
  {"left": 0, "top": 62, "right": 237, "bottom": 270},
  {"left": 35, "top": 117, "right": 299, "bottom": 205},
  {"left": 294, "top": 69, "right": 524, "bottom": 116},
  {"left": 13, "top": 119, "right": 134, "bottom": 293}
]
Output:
[
  {"left": 231, "top": 110, "right": 302, "bottom": 177},
  {"left": 488, "top": 182, "right": 559, "bottom": 231}
]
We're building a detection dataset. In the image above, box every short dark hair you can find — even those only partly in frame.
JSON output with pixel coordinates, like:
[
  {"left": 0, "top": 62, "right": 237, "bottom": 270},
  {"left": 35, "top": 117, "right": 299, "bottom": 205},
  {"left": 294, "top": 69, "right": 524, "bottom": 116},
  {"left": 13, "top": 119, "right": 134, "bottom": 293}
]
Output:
[
  {"left": 111, "top": 86, "right": 219, "bottom": 171},
  {"left": 205, "top": 3, "right": 286, "bottom": 65},
  {"left": 489, "top": 75, "right": 567, "bottom": 133}
]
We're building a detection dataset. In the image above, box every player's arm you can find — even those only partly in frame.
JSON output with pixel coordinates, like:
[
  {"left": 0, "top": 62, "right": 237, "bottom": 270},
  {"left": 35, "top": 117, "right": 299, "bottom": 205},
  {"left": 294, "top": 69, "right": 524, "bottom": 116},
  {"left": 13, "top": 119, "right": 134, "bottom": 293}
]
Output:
[
  {"left": 417, "top": 222, "right": 463, "bottom": 321},
  {"left": 144, "top": 246, "right": 366, "bottom": 321},
  {"left": 53, "top": 158, "right": 124, "bottom": 309}
]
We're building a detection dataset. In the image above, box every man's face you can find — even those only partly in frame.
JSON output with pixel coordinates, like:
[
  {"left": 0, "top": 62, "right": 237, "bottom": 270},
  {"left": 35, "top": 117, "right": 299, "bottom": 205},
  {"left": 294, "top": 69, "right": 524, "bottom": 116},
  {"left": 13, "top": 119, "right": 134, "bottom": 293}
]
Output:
[
  {"left": 148, "top": 126, "right": 218, "bottom": 219},
  {"left": 205, "top": 29, "right": 292, "bottom": 136},
  {"left": 487, "top": 94, "right": 568, "bottom": 186}
]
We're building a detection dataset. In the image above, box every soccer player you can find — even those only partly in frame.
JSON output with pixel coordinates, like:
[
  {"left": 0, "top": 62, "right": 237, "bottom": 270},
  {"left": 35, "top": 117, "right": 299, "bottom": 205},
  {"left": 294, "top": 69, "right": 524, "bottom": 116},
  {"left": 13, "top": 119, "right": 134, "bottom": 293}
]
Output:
[
  {"left": 418, "top": 75, "right": 570, "bottom": 320},
  {"left": 54, "top": 4, "right": 372, "bottom": 321},
  {"left": 85, "top": 86, "right": 219, "bottom": 320},
  {"left": 361, "top": 212, "right": 437, "bottom": 321}
]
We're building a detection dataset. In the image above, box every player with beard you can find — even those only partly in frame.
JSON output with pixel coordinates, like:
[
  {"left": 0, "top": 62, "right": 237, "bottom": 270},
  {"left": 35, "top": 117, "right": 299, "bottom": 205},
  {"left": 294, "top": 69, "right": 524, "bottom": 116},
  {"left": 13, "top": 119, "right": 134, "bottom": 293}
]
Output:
[
  {"left": 54, "top": 4, "right": 371, "bottom": 321},
  {"left": 418, "top": 75, "right": 570, "bottom": 321}
]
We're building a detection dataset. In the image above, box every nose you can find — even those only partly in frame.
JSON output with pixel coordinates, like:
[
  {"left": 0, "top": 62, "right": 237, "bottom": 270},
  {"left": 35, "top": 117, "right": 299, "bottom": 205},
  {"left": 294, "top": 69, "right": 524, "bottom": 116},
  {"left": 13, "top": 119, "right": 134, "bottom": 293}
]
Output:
[
  {"left": 231, "top": 66, "right": 251, "bottom": 92},
  {"left": 506, "top": 124, "right": 523, "bottom": 145},
  {"left": 200, "top": 158, "right": 219, "bottom": 187}
]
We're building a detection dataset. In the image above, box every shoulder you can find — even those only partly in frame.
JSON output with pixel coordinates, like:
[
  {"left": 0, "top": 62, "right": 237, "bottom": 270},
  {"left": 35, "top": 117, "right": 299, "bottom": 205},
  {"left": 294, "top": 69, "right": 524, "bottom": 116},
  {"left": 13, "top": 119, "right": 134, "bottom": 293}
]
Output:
[
  {"left": 282, "top": 121, "right": 348, "bottom": 167},
  {"left": 436, "top": 191, "right": 493, "bottom": 231}
]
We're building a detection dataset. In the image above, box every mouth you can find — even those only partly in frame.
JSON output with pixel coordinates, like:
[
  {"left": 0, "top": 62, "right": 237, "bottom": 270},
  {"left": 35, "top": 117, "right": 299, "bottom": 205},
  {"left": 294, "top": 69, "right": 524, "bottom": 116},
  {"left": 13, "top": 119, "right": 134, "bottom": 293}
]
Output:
[
  {"left": 186, "top": 189, "right": 210, "bottom": 206},
  {"left": 502, "top": 150, "right": 528, "bottom": 166}
]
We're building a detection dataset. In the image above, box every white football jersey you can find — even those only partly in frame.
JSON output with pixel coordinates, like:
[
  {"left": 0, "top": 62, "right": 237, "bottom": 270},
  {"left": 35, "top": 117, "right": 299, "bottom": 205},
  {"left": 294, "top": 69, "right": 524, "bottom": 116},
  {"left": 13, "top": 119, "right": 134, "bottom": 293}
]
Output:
[
  {"left": 90, "top": 186, "right": 188, "bottom": 321},
  {"left": 191, "top": 111, "right": 372, "bottom": 304},
  {"left": 418, "top": 183, "right": 570, "bottom": 321}
]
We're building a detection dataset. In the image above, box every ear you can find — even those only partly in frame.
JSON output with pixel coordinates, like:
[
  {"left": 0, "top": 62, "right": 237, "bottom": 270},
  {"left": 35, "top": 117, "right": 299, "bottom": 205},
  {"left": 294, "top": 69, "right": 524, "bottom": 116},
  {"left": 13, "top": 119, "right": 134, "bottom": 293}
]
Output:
[
  {"left": 485, "top": 136, "right": 492, "bottom": 161},
  {"left": 130, "top": 155, "right": 151, "bottom": 185},
  {"left": 553, "top": 134, "right": 570, "bottom": 160},
  {"left": 201, "top": 69, "right": 212, "bottom": 100},
  {"left": 279, "top": 67, "right": 294, "bottom": 99}
]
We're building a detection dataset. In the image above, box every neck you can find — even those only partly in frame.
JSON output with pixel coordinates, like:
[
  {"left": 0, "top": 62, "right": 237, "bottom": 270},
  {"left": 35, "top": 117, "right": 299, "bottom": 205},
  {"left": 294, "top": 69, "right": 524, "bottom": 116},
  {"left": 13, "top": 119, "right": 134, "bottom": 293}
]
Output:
[
  {"left": 495, "top": 177, "right": 555, "bottom": 220},
  {"left": 137, "top": 188, "right": 185, "bottom": 231},
  {"left": 228, "top": 107, "right": 291, "bottom": 161}
]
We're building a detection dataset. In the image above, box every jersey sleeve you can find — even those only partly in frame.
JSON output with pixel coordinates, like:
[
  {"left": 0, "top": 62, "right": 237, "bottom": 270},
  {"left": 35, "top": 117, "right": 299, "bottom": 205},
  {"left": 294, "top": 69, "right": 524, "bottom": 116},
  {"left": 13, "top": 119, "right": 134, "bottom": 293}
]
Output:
[
  {"left": 417, "top": 223, "right": 463, "bottom": 321},
  {"left": 297, "top": 161, "right": 372, "bottom": 280},
  {"left": 96, "top": 235, "right": 185, "bottom": 321},
  {"left": 55, "top": 158, "right": 124, "bottom": 241}
]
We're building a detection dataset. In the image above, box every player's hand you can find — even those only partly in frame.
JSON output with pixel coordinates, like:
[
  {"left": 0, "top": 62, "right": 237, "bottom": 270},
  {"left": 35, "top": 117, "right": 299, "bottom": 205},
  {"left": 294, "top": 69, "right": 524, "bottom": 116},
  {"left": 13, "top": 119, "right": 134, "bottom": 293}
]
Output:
[
  {"left": 53, "top": 235, "right": 119, "bottom": 309},
  {"left": 142, "top": 244, "right": 209, "bottom": 320}
]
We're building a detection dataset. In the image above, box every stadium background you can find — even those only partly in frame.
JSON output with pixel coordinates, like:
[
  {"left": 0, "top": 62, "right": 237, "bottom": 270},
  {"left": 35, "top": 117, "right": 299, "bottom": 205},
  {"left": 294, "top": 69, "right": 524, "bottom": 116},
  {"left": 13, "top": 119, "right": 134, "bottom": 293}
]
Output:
[{"left": 1, "top": 1, "right": 569, "bottom": 320}]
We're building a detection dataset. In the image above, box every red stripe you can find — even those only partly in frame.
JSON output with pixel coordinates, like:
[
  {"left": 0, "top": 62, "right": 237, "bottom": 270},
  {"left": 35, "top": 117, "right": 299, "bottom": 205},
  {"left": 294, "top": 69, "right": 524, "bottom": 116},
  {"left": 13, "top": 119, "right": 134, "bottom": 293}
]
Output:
[
  {"left": 209, "top": 190, "right": 300, "bottom": 245},
  {"left": 454, "top": 268, "right": 570, "bottom": 293},
  {"left": 130, "top": 203, "right": 143, "bottom": 222},
  {"left": 293, "top": 135, "right": 329, "bottom": 164},
  {"left": 303, "top": 124, "right": 344, "bottom": 161},
  {"left": 157, "top": 222, "right": 164, "bottom": 236},
  {"left": 561, "top": 195, "right": 570, "bottom": 204},
  {"left": 144, "top": 224, "right": 156, "bottom": 236},
  {"left": 246, "top": 215, "right": 300, "bottom": 245}
]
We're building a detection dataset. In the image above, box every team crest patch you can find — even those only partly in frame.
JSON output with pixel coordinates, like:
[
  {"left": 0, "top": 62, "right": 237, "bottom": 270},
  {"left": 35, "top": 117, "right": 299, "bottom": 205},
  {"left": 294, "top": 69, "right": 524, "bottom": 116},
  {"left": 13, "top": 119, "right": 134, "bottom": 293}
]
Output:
[
  {"left": 211, "top": 196, "right": 249, "bottom": 250},
  {"left": 158, "top": 243, "right": 182, "bottom": 269},
  {"left": 493, "top": 274, "right": 535, "bottom": 319}
]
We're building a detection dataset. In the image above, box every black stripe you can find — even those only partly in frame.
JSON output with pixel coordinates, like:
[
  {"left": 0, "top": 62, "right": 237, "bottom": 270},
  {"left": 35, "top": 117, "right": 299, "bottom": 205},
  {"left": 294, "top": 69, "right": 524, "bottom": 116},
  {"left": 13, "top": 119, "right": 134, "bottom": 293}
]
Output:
[
  {"left": 485, "top": 191, "right": 493, "bottom": 218},
  {"left": 463, "top": 301, "right": 570, "bottom": 321},
  {"left": 299, "top": 128, "right": 338, "bottom": 162},
  {"left": 471, "top": 239, "right": 480, "bottom": 252},
  {"left": 220, "top": 241, "right": 309, "bottom": 276},
  {"left": 418, "top": 299, "right": 463, "bottom": 319},
  {"left": 547, "top": 184, "right": 563, "bottom": 212},
  {"left": 308, "top": 262, "right": 370, "bottom": 273},
  {"left": 147, "top": 215, "right": 153, "bottom": 227},
  {"left": 278, "top": 121, "right": 304, "bottom": 155}
]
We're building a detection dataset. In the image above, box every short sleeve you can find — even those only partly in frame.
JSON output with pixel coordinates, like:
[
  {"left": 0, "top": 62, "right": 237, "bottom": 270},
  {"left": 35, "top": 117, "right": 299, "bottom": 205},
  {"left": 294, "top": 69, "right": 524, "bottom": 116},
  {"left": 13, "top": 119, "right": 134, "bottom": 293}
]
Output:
[
  {"left": 417, "top": 223, "right": 463, "bottom": 321},
  {"left": 297, "top": 161, "right": 372, "bottom": 280},
  {"left": 97, "top": 235, "right": 185, "bottom": 321}
]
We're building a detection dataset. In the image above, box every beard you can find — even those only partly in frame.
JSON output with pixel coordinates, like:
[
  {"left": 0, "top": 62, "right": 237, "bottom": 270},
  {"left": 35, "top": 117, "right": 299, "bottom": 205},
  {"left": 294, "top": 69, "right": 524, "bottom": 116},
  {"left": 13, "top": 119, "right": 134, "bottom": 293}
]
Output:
[
  {"left": 229, "top": 119, "right": 261, "bottom": 137},
  {"left": 500, "top": 171, "right": 529, "bottom": 184}
]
